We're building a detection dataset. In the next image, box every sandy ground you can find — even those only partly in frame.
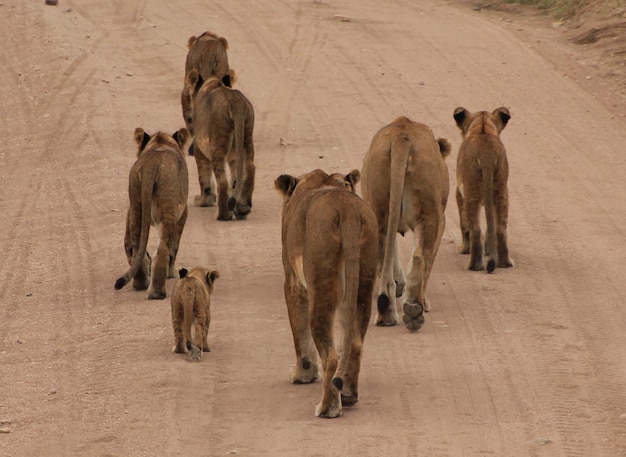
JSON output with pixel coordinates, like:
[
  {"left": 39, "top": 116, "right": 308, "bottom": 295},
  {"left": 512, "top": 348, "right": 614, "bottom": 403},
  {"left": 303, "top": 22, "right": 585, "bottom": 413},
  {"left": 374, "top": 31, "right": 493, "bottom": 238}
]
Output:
[{"left": 2, "top": 0, "right": 626, "bottom": 456}]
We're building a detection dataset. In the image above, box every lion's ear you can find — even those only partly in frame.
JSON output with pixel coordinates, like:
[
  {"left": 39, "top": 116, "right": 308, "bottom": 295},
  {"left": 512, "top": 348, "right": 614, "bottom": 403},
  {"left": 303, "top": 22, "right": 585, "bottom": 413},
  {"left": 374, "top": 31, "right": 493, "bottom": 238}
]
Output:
[
  {"left": 185, "top": 69, "right": 200, "bottom": 90},
  {"left": 186, "top": 35, "right": 197, "bottom": 49},
  {"left": 179, "top": 267, "right": 188, "bottom": 278},
  {"left": 345, "top": 169, "right": 361, "bottom": 188},
  {"left": 206, "top": 270, "right": 220, "bottom": 285},
  {"left": 274, "top": 174, "right": 298, "bottom": 198},
  {"left": 437, "top": 138, "right": 451, "bottom": 159},
  {"left": 222, "top": 69, "right": 236, "bottom": 88},
  {"left": 219, "top": 36, "right": 229, "bottom": 50},
  {"left": 453, "top": 107, "right": 470, "bottom": 133},
  {"left": 134, "top": 128, "right": 150, "bottom": 155},
  {"left": 173, "top": 128, "right": 190, "bottom": 150},
  {"left": 493, "top": 107, "right": 511, "bottom": 132},
  {"left": 134, "top": 127, "right": 145, "bottom": 145}
]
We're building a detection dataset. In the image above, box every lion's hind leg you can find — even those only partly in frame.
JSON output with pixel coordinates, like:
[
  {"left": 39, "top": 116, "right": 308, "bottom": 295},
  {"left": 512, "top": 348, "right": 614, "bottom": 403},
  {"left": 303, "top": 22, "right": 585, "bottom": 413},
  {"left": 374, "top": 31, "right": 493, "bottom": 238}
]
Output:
[
  {"left": 285, "top": 283, "right": 319, "bottom": 384},
  {"left": 147, "top": 228, "right": 171, "bottom": 300},
  {"left": 171, "top": 296, "right": 186, "bottom": 354},
  {"left": 313, "top": 338, "right": 341, "bottom": 418},
  {"left": 229, "top": 158, "right": 255, "bottom": 220},
  {"left": 338, "top": 316, "right": 368, "bottom": 407},
  {"left": 456, "top": 188, "right": 471, "bottom": 254},
  {"left": 132, "top": 252, "right": 151, "bottom": 291},
  {"left": 375, "top": 236, "right": 402, "bottom": 327},
  {"left": 465, "top": 198, "right": 484, "bottom": 271},
  {"left": 167, "top": 207, "right": 187, "bottom": 279},
  {"left": 213, "top": 155, "right": 232, "bottom": 221},
  {"left": 402, "top": 223, "right": 441, "bottom": 332},
  {"left": 193, "top": 147, "right": 217, "bottom": 207},
  {"left": 309, "top": 286, "right": 342, "bottom": 418},
  {"left": 495, "top": 193, "right": 514, "bottom": 269}
]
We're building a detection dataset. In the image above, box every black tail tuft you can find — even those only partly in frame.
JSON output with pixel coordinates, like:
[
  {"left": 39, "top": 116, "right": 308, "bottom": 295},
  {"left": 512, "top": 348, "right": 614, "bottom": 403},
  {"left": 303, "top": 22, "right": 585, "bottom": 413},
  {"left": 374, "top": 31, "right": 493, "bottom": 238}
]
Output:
[
  {"left": 487, "top": 259, "right": 496, "bottom": 274},
  {"left": 114, "top": 277, "right": 128, "bottom": 290},
  {"left": 377, "top": 293, "right": 390, "bottom": 314},
  {"left": 332, "top": 377, "right": 344, "bottom": 391}
]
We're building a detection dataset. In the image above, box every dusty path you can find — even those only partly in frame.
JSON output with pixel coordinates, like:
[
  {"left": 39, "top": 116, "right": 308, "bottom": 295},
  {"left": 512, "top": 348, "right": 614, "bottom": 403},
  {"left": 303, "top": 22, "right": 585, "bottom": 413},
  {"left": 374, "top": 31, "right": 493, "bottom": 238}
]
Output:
[{"left": 1, "top": 1, "right": 626, "bottom": 456}]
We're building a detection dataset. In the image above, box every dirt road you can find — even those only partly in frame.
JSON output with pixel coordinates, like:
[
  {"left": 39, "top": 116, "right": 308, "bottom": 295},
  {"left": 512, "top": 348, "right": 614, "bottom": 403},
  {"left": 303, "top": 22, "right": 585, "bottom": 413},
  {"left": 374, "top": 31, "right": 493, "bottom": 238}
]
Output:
[{"left": 2, "top": 1, "right": 626, "bottom": 456}]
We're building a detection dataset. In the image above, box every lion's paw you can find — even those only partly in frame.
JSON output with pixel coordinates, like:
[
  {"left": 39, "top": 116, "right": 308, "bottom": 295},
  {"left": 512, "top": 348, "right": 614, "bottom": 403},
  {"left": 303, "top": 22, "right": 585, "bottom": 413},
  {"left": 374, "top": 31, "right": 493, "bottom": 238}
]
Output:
[
  {"left": 187, "top": 344, "right": 202, "bottom": 362},
  {"left": 290, "top": 362, "right": 319, "bottom": 384},
  {"left": 194, "top": 193, "right": 215, "bottom": 208},
  {"left": 315, "top": 398, "right": 342, "bottom": 418},
  {"left": 146, "top": 288, "right": 166, "bottom": 300},
  {"left": 402, "top": 302, "right": 425, "bottom": 332}
]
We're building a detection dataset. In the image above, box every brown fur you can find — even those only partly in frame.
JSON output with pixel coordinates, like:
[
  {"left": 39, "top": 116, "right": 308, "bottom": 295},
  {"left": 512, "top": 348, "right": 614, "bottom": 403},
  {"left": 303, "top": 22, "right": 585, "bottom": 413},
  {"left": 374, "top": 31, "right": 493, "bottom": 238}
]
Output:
[
  {"left": 114, "top": 128, "right": 190, "bottom": 299},
  {"left": 170, "top": 267, "right": 219, "bottom": 361},
  {"left": 453, "top": 107, "right": 514, "bottom": 273},
  {"left": 185, "top": 70, "right": 255, "bottom": 220},
  {"left": 361, "top": 117, "right": 451, "bottom": 331},
  {"left": 275, "top": 169, "right": 377, "bottom": 418},
  {"left": 181, "top": 31, "right": 231, "bottom": 136}
]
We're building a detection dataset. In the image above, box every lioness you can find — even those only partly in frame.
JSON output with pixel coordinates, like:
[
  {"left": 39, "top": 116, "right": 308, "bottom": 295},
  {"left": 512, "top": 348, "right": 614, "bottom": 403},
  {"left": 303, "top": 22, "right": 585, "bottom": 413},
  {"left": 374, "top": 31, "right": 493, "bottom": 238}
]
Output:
[
  {"left": 185, "top": 70, "right": 255, "bottom": 220},
  {"left": 170, "top": 266, "right": 219, "bottom": 361},
  {"left": 114, "top": 128, "right": 190, "bottom": 299},
  {"left": 361, "top": 117, "right": 451, "bottom": 331},
  {"left": 181, "top": 31, "right": 231, "bottom": 138},
  {"left": 275, "top": 168, "right": 377, "bottom": 418},
  {"left": 453, "top": 107, "right": 514, "bottom": 273}
]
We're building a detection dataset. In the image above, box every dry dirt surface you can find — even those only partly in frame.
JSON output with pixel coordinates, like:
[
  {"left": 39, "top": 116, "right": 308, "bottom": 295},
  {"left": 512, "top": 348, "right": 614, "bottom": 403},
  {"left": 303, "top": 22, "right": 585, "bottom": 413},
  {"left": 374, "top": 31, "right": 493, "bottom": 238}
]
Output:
[{"left": 2, "top": 1, "right": 626, "bottom": 456}]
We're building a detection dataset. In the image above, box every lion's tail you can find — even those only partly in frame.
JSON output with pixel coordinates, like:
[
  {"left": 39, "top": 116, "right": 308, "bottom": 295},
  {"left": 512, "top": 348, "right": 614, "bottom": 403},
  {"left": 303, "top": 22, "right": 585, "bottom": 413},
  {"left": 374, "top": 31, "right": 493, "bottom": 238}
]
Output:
[
  {"left": 180, "top": 280, "right": 196, "bottom": 350},
  {"left": 377, "top": 134, "right": 411, "bottom": 315},
  {"left": 114, "top": 165, "right": 156, "bottom": 290},
  {"left": 483, "top": 162, "right": 497, "bottom": 273},
  {"left": 228, "top": 93, "right": 253, "bottom": 216},
  {"left": 233, "top": 98, "right": 245, "bottom": 197},
  {"left": 334, "top": 206, "right": 364, "bottom": 393}
]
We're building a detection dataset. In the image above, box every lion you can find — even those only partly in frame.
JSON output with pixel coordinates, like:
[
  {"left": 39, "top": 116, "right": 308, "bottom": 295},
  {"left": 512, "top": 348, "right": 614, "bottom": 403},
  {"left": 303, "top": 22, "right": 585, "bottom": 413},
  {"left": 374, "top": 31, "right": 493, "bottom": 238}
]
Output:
[
  {"left": 184, "top": 69, "right": 255, "bottom": 220},
  {"left": 170, "top": 266, "right": 220, "bottom": 361},
  {"left": 361, "top": 116, "right": 451, "bottom": 331},
  {"left": 114, "top": 127, "right": 190, "bottom": 299},
  {"left": 453, "top": 107, "right": 514, "bottom": 273},
  {"left": 275, "top": 168, "right": 378, "bottom": 418},
  {"left": 181, "top": 31, "right": 232, "bottom": 138}
]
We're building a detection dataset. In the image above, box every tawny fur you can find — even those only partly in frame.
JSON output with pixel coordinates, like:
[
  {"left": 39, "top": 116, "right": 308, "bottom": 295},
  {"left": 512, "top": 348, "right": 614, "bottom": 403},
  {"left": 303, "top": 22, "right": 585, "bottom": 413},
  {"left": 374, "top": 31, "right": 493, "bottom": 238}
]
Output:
[
  {"left": 170, "top": 267, "right": 219, "bottom": 361},
  {"left": 453, "top": 107, "right": 514, "bottom": 273},
  {"left": 114, "top": 128, "right": 190, "bottom": 299},
  {"left": 185, "top": 70, "right": 255, "bottom": 221},
  {"left": 361, "top": 116, "right": 451, "bottom": 331},
  {"left": 275, "top": 169, "right": 378, "bottom": 418},
  {"left": 181, "top": 31, "right": 231, "bottom": 136}
]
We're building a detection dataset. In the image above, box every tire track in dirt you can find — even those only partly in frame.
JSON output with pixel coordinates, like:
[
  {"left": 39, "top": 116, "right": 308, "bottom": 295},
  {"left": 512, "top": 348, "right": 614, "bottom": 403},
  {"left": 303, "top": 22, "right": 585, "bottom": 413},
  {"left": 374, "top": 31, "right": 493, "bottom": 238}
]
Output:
[
  {"left": 4, "top": 1, "right": 626, "bottom": 456},
  {"left": 219, "top": 1, "right": 328, "bottom": 156},
  {"left": 1, "top": 2, "right": 168, "bottom": 454}
]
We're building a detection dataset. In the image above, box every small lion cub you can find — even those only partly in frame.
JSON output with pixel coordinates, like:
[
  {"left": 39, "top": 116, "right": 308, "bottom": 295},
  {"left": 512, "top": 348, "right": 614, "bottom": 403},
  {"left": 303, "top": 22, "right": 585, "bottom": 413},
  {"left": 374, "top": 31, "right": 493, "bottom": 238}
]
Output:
[{"left": 170, "top": 267, "right": 219, "bottom": 361}]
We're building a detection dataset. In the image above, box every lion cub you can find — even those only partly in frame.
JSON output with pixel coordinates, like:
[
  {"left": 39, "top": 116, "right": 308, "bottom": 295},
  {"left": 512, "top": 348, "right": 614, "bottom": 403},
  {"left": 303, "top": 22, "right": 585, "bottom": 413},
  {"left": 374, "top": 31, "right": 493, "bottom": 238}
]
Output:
[
  {"left": 453, "top": 107, "right": 514, "bottom": 273},
  {"left": 170, "top": 267, "right": 219, "bottom": 361}
]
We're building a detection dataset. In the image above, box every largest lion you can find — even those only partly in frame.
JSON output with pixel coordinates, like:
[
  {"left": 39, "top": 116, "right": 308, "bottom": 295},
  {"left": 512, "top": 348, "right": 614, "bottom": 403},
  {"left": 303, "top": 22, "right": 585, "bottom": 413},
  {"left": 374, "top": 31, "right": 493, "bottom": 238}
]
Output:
[
  {"left": 361, "top": 116, "right": 451, "bottom": 331},
  {"left": 275, "top": 168, "right": 378, "bottom": 418},
  {"left": 185, "top": 70, "right": 255, "bottom": 221},
  {"left": 114, "top": 128, "right": 190, "bottom": 299}
]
